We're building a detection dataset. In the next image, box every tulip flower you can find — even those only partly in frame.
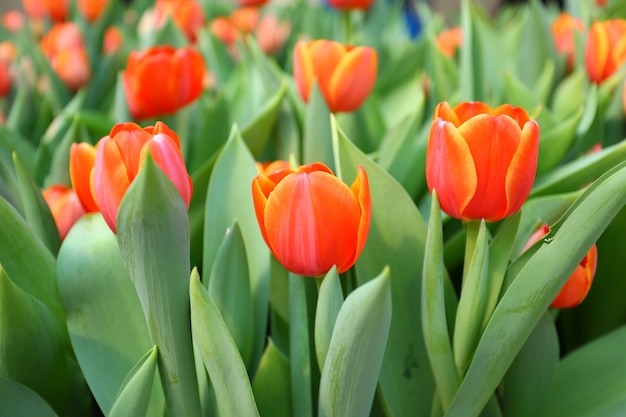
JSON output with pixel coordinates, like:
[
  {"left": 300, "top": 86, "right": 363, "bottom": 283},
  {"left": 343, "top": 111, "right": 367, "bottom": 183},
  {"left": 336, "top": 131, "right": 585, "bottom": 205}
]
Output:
[
  {"left": 293, "top": 39, "right": 377, "bottom": 113},
  {"left": 252, "top": 162, "right": 371, "bottom": 277},
  {"left": 103, "top": 26, "right": 123, "bottom": 55},
  {"left": 40, "top": 23, "right": 91, "bottom": 91},
  {"left": 522, "top": 224, "right": 598, "bottom": 309},
  {"left": 22, "top": 0, "right": 68, "bottom": 22},
  {"left": 0, "top": 59, "right": 10, "bottom": 97},
  {"left": 70, "top": 142, "right": 99, "bottom": 213},
  {"left": 435, "top": 27, "right": 463, "bottom": 58},
  {"left": 255, "top": 160, "right": 291, "bottom": 176},
  {"left": 93, "top": 122, "right": 193, "bottom": 233},
  {"left": 255, "top": 15, "right": 291, "bottom": 55},
  {"left": 2, "top": 10, "right": 24, "bottom": 33},
  {"left": 238, "top": 0, "right": 268, "bottom": 7},
  {"left": 551, "top": 13, "right": 584, "bottom": 71},
  {"left": 122, "top": 46, "right": 205, "bottom": 120},
  {"left": 43, "top": 185, "right": 87, "bottom": 240},
  {"left": 154, "top": 0, "right": 205, "bottom": 42},
  {"left": 78, "top": 0, "right": 109, "bottom": 22},
  {"left": 326, "top": 0, "right": 373, "bottom": 11},
  {"left": 585, "top": 19, "right": 626, "bottom": 84},
  {"left": 426, "top": 101, "right": 540, "bottom": 222}
]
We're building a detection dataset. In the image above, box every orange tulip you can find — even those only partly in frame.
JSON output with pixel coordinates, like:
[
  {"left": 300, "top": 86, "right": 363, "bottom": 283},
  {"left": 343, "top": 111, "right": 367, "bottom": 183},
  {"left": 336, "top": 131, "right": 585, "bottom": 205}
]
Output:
[
  {"left": 0, "top": 59, "right": 10, "bottom": 97},
  {"left": 22, "top": 0, "right": 68, "bottom": 21},
  {"left": 209, "top": 8, "right": 259, "bottom": 53},
  {"left": 43, "top": 185, "right": 87, "bottom": 240},
  {"left": 551, "top": 13, "right": 584, "bottom": 71},
  {"left": 435, "top": 27, "right": 463, "bottom": 58},
  {"left": 293, "top": 39, "right": 377, "bottom": 113},
  {"left": 122, "top": 45, "right": 205, "bottom": 120},
  {"left": 70, "top": 142, "right": 99, "bottom": 213},
  {"left": 255, "top": 160, "right": 291, "bottom": 176},
  {"left": 93, "top": 122, "right": 193, "bottom": 233},
  {"left": 255, "top": 14, "right": 291, "bottom": 55},
  {"left": 237, "top": 0, "right": 268, "bottom": 7},
  {"left": 585, "top": 19, "right": 626, "bottom": 84},
  {"left": 40, "top": 23, "right": 91, "bottom": 91},
  {"left": 252, "top": 162, "right": 371, "bottom": 277},
  {"left": 154, "top": 0, "right": 205, "bottom": 42},
  {"left": 103, "top": 26, "right": 123, "bottom": 55},
  {"left": 326, "top": 0, "right": 373, "bottom": 10},
  {"left": 2, "top": 10, "right": 24, "bottom": 33},
  {"left": 426, "top": 101, "right": 540, "bottom": 222},
  {"left": 78, "top": 0, "right": 109, "bottom": 22},
  {"left": 522, "top": 224, "right": 598, "bottom": 309}
]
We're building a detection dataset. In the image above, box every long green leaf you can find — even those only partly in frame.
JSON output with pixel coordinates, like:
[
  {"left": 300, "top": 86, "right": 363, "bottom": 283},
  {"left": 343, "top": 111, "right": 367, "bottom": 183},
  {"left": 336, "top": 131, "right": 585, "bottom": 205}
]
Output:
[
  {"left": 303, "top": 82, "right": 333, "bottom": 170},
  {"left": 190, "top": 269, "right": 260, "bottom": 417},
  {"left": 318, "top": 267, "right": 392, "bottom": 417},
  {"left": 0, "top": 377, "right": 59, "bottom": 417},
  {"left": 314, "top": 267, "right": 344, "bottom": 371},
  {"left": 109, "top": 346, "right": 159, "bottom": 417},
  {"left": 290, "top": 273, "right": 314, "bottom": 417},
  {"left": 445, "top": 161, "right": 626, "bottom": 417},
  {"left": 252, "top": 339, "right": 292, "bottom": 417}
]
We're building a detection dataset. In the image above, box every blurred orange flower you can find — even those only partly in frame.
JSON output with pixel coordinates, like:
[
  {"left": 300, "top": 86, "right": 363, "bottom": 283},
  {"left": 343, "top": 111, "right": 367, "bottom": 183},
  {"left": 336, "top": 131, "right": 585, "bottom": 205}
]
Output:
[
  {"left": 40, "top": 23, "right": 91, "bottom": 91},
  {"left": 22, "top": 0, "right": 68, "bottom": 22},
  {"left": 255, "top": 14, "right": 291, "bottom": 54},
  {"left": 551, "top": 13, "right": 584, "bottom": 71},
  {"left": 43, "top": 185, "right": 87, "bottom": 240},
  {"left": 585, "top": 19, "right": 626, "bottom": 84},
  {"left": 78, "top": 0, "right": 109, "bottom": 22},
  {"left": 436, "top": 27, "right": 463, "bottom": 58},
  {"left": 154, "top": 0, "right": 205, "bottom": 42}
]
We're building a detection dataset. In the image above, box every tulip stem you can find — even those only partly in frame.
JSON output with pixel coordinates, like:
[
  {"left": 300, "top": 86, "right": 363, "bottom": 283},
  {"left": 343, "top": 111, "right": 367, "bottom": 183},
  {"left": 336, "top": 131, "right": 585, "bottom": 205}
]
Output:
[
  {"left": 342, "top": 11, "right": 352, "bottom": 44},
  {"left": 461, "top": 220, "right": 481, "bottom": 289}
]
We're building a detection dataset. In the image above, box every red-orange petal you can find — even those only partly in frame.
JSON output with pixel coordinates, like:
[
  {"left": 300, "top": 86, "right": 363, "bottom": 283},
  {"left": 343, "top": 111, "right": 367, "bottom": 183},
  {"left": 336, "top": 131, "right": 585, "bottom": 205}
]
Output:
[
  {"left": 69, "top": 142, "right": 99, "bottom": 212},
  {"left": 293, "top": 41, "right": 315, "bottom": 103},
  {"left": 504, "top": 119, "right": 539, "bottom": 218},
  {"left": 327, "top": 46, "right": 377, "bottom": 113},
  {"left": 346, "top": 165, "right": 371, "bottom": 272},
  {"left": 307, "top": 40, "right": 347, "bottom": 106},
  {"left": 585, "top": 22, "right": 610, "bottom": 83},
  {"left": 550, "top": 244, "right": 597, "bottom": 308}
]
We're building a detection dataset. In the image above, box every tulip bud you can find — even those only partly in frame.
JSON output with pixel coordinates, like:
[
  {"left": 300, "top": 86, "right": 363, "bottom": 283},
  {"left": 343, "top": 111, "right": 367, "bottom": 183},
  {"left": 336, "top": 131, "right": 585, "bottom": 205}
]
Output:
[
  {"left": 435, "top": 27, "right": 463, "bottom": 58},
  {"left": 252, "top": 162, "right": 371, "bottom": 277},
  {"left": 42, "top": 185, "right": 86, "bottom": 240},
  {"left": 293, "top": 39, "right": 377, "bottom": 113},
  {"left": 69, "top": 142, "right": 99, "bottom": 213},
  {"left": 551, "top": 13, "right": 584, "bottom": 71},
  {"left": 584, "top": 19, "right": 626, "bottom": 84},
  {"left": 426, "top": 101, "right": 540, "bottom": 222},
  {"left": 93, "top": 121, "right": 193, "bottom": 233},
  {"left": 522, "top": 224, "right": 598, "bottom": 309}
]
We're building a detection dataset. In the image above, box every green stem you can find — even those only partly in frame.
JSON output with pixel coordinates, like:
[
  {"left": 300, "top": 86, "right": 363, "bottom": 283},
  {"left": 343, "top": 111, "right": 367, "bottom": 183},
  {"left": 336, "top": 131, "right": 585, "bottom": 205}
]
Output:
[
  {"left": 342, "top": 11, "right": 352, "bottom": 44},
  {"left": 462, "top": 220, "right": 481, "bottom": 288}
]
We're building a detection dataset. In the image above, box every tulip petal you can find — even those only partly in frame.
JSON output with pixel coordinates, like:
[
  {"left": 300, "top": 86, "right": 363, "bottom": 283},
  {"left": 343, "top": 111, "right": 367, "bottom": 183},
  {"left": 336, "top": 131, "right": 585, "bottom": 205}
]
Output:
[
  {"left": 69, "top": 142, "right": 99, "bottom": 212},
  {"left": 308, "top": 40, "right": 346, "bottom": 106},
  {"left": 452, "top": 101, "right": 493, "bottom": 124},
  {"left": 585, "top": 22, "right": 610, "bottom": 83},
  {"left": 172, "top": 48, "right": 205, "bottom": 108},
  {"left": 327, "top": 46, "right": 377, "bottom": 113},
  {"left": 94, "top": 137, "right": 133, "bottom": 232},
  {"left": 109, "top": 124, "right": 153, "bottom": 179},
  {"left": 426, "top": 119, "right": 477, "bottom": 219},
  {"left": 504, "top": 119, "right": 539, "bottom": 218},
  {"left": 293, "top": 41, "right": 315, "bottom": 103},
  {"left": 252, "top": 176, "right": 274, "bottom": 255},
  {"left": 460, "top": 114, "right": 521, "bottom": 221},
  {"left": 433, "top": 101, "right": 461, "bottom": 126},
  {"left": 347, "top": 165, "right": 371, "bottom": 272}
]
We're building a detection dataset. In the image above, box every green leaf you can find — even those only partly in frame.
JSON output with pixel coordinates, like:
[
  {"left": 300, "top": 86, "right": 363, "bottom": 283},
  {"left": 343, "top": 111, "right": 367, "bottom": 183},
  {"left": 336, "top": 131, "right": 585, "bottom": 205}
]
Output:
[
  {"left": 186, "top": 94, "right": 231, "bottom": 174},
  {"left": 303, "top": 82, "right": 333, "bottom": 170},
  {"left": 0, "top": 266, "right": 68, "bottom": 413},
  {"left": 252, "top": 339, "right": 292, "bottom": 417},
  {"left": 318, "top": 267, "right": 392, "bottom": 417},
  {"left": 314, "top": 266, "right": 343, "bottom": 371},
  {"left": 444, "top": 161, "right": 626, "bottom": 417},
  {"left": 0, "top": 377, "right": 59, "bottom": 417},
  {"left": 196, "top": 28, "right": 235, "bottom": 87},
  {"left": 333, "top": 120, "right": 434, "bottom": 416},
  {"left": 208, "top": 220, "right": 253, "bottom": 369},
  {"left": 536, "top": 106, "right": 584, "bottom": 174},
  {"left": 551, "top": 69, "right": 586, "bottom": 120},
  {"left": 535, "top": 324, "right": 626, "bottom": 417},
  {"left": 117, "top": 156, "right": 201, "bottom": 417},
  {"left": 459, "top": 0, "right": 486, "bottom": 102},
  {"left": 422, "top": 191, "right": 458, "bottom": 411},
  {"left": 56, "top": 214, "right": 163, "bottom": 416},
  {"left": 501, "top": 313, "right": 559, "bottom": 417},
  {"left": 289, "top": 273, "right": 314, "bottom": 417},
  {"left": 112, "top": 72, "right": 132, "bottom": 123},
  {"left": 139, "top": 14, "right": 189, "bottom": 48},
  {"left": 109, "top": 346, "right": 160, "bottom": 417},
  {"left": 12, "top": 153, "right": 60, "bottom": 255},
  {"left": 202, "top": 126, "right": 269, "bottom": 369},
  {"left": 190, "top": 269, "right": 260, "bottom": 417},
  {"left": 0, "top": 125, "right": 36, "bottom": 174}
]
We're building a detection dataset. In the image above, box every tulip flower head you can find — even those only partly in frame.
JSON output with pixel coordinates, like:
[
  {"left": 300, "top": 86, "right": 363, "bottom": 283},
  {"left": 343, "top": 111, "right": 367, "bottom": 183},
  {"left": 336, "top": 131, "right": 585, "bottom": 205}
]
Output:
[
  {"left": 93, "top": 122, "right": 193, "bottom": 233},
  {"left": 154, "top": 0, "right": 205, "bottom": 42},
  {"left": 43, "top": 185, "right": 87, "bottom": 240},
  {"left": 254, "top": 14, "right": 291, "bottom": 55},
  {"left": 22, "top": 0, "right": 68, "bottom": 22},
  {"left": 70, "top": 142, "right": 99, "bottom": 213},
  {"left": 252, "top": 162, "right": 371, "bottom": 277},
  {"left": 78, "top": 0, "right": 109, "bottom": 22},
  {"left": 40, "top": 23, "right": 91, "bottom": 91},
  {"left": 551, "top": 13, "right": 584, "bottom": 71},
  {"left": 326, "top": 0, "right": 374, "bottom": 11},
  {"left": 585, "top": 19, "right": 626, "bottom": 84},
  {"left": 2, "top": 10, "right": 24, "bottom": 33},
  {"left": 426, "top": 101, "right": 540, "bottom": 222},
  {"left": 293, "top": 39, "right": 377, "bottom": 113},
  {"left": 522, "top": 224, "right": 598, "bottom": 309},
  {"left": 103, "top": 26, "right": 123, "bottom": 55},
  {"left": 122, "top": 45, "right": 206, "bottom": 120},
  {"left": 436, "top": 27, "right": 463, "bottom": 58}
]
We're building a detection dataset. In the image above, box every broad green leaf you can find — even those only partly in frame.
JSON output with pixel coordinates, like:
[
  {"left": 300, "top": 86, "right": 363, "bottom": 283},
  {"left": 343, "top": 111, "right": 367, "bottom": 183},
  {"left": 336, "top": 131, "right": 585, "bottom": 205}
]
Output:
[
  {"left": 12, "top": 153, "right": 60, "bottom": 255},
  {"left": 0, "top": 266, "right": 68, "bottom": 413},
  {"left": 252, "top": 339, "right": 292, "bottom": 417},
  {"left": 536, "top": 106, "right": 584, "bottom": 174},
  {"left": 444, "top": 161, "right": 626, "bottom": 417},
  {"left": 202, "top": 126, "right": 269, "bottom": 369},
  {"left": 117, "top": 156, "right": 201, "bottom": 417},
  {"left": 377, "top": 72, "right": 425, "bottom": 131},
  {"left": 303, "top": 82, "right": 333, "bottom": 170},
  {"left": 0, "top": 196, "right": 65, "bottom": 327},
  {"left": 208, "top": 220, "right": 253, "bottom": 369},
  {"left": 289, "top": 273, "right": 314, "bottom": 417},
  {"left": 459, "top": 0, "right": 486, "bottom": 102},
  {"left": 314, "top": 266, "right": 343, "bottom": 371},
  {"left": 196, "top": 28, "right": 235, "bottom": 87},
  {"left": 112, "top": 72, "right": 132, "bottom": 123},
  {"left": 188, "top": 151, "right": 218, "bottom": 270},
  {"left": 190, "top": 269, "right": 260, "bottom": 417},
  {"left": 501, "top": 313, "right": 559, "bottom": 417},
  {"left": 318, "top": 267, "right": 392, "bottom": 417},
  {"left": 186, "top": 94, "right": 231, "bottom": 174},
  {"left": 0, "top": 377, "right": 59, "bottom": 417},
  {"left": 551, "top": 69, "right": 586, "bottom": 120},
  {"left": 535, "top": 324, "right": 626, "bottom": 417},
  {"left": 333, "top": 120, "right": 434, "bottom": 416},
  {"left": 422, "top": 191, "right": 458, "bottom": 411},
  {"left": 57, "top": 214, "right": 163, "bottom": 416},
  {"left": 139, "top": 14, "right": 188, "bottom": 48},
  {"left": 109, "top": 346, "right": 159, "bottom": 417},
  {"left": 0, "top": 125, "right": 36, "bottom": 174}
]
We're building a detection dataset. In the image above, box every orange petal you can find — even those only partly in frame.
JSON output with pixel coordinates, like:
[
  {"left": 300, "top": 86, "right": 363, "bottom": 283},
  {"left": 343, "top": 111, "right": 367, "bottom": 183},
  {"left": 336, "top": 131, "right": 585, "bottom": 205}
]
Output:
[
  {"left": 69, "top": 142, "right": 99, "bottom": 212},
  {"left": 293, "top": 40, "right": 315, "bottom": 103},
  {"left": 504, "top": 119, "right": 539, "bottom": 218},
  {"left": 550, "top": 244, "right": 597, "bottom": 308},
  {"left": 327, "top": 46, "right": 377, "bottom": 113},
  {"left": 426, "top": 119, "right": 477, "bottom": 220},
  {"left": 345, "top": 165, "right": 371, "bottom": 272},
  {"left": 452, "top": 101, "right": 494, "bottom": 124},
  {"left": 109, "top": 123, "right": 152, "bottom": 179},
  {"left": 307, "top": 40, "right": 346, "bottom": 106},
  {"left": 252, "top": 175, "right": 275, "bottom": 256},
  {"left": 433, "top": 101, "right": 461, "bottom": 126},
  {"left": 585, "top": 22, "right": 610, "bottom": 83},
  {"left": 93, "top": 137, "right": 132, "bottom": 233}
]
